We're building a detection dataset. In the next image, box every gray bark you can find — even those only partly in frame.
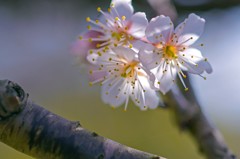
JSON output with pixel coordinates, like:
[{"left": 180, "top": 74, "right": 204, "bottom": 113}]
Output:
[{"left": 0, "top": 80, "right": 165, "bottom": 159}]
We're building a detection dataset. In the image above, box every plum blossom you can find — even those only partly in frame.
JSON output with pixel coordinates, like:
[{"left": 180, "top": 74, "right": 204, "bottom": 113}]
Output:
[
  {"left": 139, "top": 13, "right": 212, "bottom": 94},
  {"left": 79, "top": 0, "right": 148, "bottom": 57},
  {"left": 87, "top": 46, "right": 160, "bottom": 110}
]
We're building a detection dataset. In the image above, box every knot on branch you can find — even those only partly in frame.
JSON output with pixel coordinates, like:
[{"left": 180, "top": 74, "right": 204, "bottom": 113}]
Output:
[{"left": 0, "top": 80, "right": 28, "bottom": 119}]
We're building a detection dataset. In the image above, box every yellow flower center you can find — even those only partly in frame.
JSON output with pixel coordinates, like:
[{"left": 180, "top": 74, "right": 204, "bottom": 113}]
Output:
[
  {"left": 111, "top": 32, "right": 123, "bottom": 41},
  {"left": 111, "top": 27, "right": 134, "bottom": 45},
  {"left": 163, "top": 45, "right": 178, "bottom": 59},
  {"left": 121, "top": 61, "right": 139, "bottom": 78}
]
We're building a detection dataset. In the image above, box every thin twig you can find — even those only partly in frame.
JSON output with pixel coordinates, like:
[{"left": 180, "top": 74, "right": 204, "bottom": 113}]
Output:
[{"left": 161, "top": 75, "right": 236, "bottom": 159}]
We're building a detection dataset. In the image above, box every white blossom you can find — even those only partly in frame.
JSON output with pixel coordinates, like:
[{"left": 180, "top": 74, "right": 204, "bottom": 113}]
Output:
[
  {"left": 87, "top": 46, "right": 160, "bottom": 110},
  {"left": 139, "top": 13, "right": 212, "bottom": 94},
  {"left": 79, "top": 0, "right": 148, "bottom": 56}
]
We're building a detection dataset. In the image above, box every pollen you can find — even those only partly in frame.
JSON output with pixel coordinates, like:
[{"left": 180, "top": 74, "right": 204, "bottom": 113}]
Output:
[
  {"left": 115, "top": 17, "right": 119, "bottom": 21},
  {"left": 121, "top": 61, "right": 139, "bottom": 78},
  {"left": 97, "top": 7, "right": 101, "bottom": 12},
  {"left": 122, "top": 16, "right": 126, "bottom": 21},
  {"left": 87, "top": 25, "right": 91, "bottom": 30},
  {"left": 163, "top": 45, "right": 178, "bottom": 59},
  {"left": 96, "top": 43, "right": 101, "bottom": 48},
  {"left": 86, "top": 17, "right": 91, "bottom": 22}
]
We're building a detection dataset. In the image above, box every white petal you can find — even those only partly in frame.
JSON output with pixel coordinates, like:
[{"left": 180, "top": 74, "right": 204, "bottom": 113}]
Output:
[
  {"left": 139, "top": 44, "right": 161, "bottom": 69},
  {"left": 86, "top": 53, "right": 99, "bottom": 65},
  {"left": 89, "top": 71, "right": 107, "bottom": 83},
  {"left": 139, "top": 76, "right": 160, "bottom": 109},
  {"left": 143, "top": 87, "right": 160, "bottom": 109},
  {"left": 111, "top": 0, "right": 132, "bottom": 5},
  {"left": 101, "top": 77, "right": 127, "bottom": 107},
  {"left": 179, "top": 57, "right": 204, "bottom": 74},
  {"left": 179, "top": 48, "right": 212, "bottom": 74},
  {"left": 197, "top": 60, "right": 213, "bottom": 74},
  {"left": 130, "top": 76, "right": 159, "bottom": 110},
  {"left": 175, "top": 13, "right": 205, "bottom": 46},
  {"left": 110, "top": 1, "right": 134, "bottom": 20},
  {"left": 146, "top": 15, "right": 173, "bottom": 43},
  {"left": 128, "top": 12, "right": 148, "bottom": 38},
  {"left": 112, "top": 46, "right": 136, "bottom": 62},
  {"left": 153, "top": 63, "right": 177, "bottom": 94},
  {"left": 131, "top": 39, "right": 148, "bottom": 52}
]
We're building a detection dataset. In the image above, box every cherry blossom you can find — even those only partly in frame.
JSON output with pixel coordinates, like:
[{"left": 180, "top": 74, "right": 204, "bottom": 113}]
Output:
[
  {"left": 87, "top": 46, "right": 160, "bottom": 110},
  {"left": 79, "top": 0, "right": 148, "bottom": 57},
  {"left": 139, "top": 13, "right": 212, "bottom": 94}
]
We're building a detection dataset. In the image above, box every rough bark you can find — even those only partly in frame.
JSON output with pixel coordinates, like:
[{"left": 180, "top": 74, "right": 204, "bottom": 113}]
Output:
[
  {"left": 162, "top": 76, "right": 236, "bottom": 159},
  {"left": 0, "top": 79, "right": 165, "bottom": 159}
]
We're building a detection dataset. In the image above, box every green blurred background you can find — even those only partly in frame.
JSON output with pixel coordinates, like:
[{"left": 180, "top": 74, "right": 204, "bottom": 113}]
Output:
[{"left": 0, "top": 0, "right": 239, "bottom": 158}]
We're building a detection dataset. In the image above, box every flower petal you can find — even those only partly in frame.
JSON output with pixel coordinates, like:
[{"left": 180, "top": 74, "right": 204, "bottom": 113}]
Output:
[
  {"left": 111, "top": 0, "right": 132, "bottom": 5},
  {"left": 128, "top": 12, "right": 148, "bottom": 38},
  {"left": 112, "top": 46, "right": 136, "bottom": 62},
  {"left": 132, "top": 76, "right": 160, "bottom": 110},
  {"left": 139, "top": 44, "right": 162, "bottom": 69},
  {"left": 88, "top": 65, "right": 107, "bottom": 83},
  {"left": 101, "top": 77, "right": 127, "bottom": 107},
  {"left": 86, "top": 53, "right": 101, "bottom": 65},
  {"left": 152, "top": 62, "right": 177, "bottom": 94},
  {"left": 179, "top": 48, "right": 212, "bottom": 74},
  {"left": 146, "top": 15, "right": 173, "bottom": 44},
  {"left": 198, "top": 60, "right": 213, "bottom": 74},
  {"left": 71, "top": 31, "right": 101, "bottom": 64},
  {"left": 175, "top": 13, "right": 205, "bottom": 46},
  {"left": 110, "top": 0, "right": 134, "bottom": 20}
]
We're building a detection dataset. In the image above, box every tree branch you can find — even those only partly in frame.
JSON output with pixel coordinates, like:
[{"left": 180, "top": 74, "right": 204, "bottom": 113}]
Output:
[
  {"left": 0, "top": 79, "right": 165, "bottom": 159},
  {"left": 161, "top": 75, "right": 236, "bottom": 159}
]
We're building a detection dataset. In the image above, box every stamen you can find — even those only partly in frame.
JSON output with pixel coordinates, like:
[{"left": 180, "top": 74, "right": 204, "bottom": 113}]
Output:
[
  {"left": 86, "top": 17, "right": 91, "bottom": 22},
  {"left": 177, "top": 71, "right": 188, "bottom": 91},
  {"left": 177, "top": 36, "right": 193, "bottom": 45},
  {"left": 97, "top": 7, "right": 101, "bottom": 12}
]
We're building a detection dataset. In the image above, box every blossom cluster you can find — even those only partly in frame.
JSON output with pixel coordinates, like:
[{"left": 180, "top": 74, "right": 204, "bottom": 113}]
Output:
[{"left": 72, "top": 0, "right": 212, "bottom": 111}]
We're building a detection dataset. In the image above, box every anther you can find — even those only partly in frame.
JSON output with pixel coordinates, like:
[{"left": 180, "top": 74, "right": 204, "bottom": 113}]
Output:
[
  {"left": 96, "top": 43, "right": 101, "bottom": 48},
  {"left": 97, "top": 7, "right": 101, "bottom": 12},
  {"left": 115, "top": 17, "right": 119, "bottom": 21},
  {"left": 97, "top": 52, "right": 102, "bottom": 56},
  {"left": 86, "top": 17, "right": 91, "bottom": 22}
]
